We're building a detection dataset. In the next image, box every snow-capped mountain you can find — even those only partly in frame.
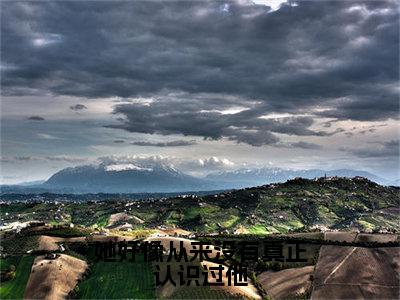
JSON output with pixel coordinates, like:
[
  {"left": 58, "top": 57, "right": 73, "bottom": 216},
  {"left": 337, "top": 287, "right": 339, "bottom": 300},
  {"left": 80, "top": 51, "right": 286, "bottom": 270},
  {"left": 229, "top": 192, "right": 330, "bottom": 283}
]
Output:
[
  {"left": 43, "top": 162, "right": 221, "bottom": 193},
  {"left": 1, "top": 161, "right": 391, "bottom": 194}
]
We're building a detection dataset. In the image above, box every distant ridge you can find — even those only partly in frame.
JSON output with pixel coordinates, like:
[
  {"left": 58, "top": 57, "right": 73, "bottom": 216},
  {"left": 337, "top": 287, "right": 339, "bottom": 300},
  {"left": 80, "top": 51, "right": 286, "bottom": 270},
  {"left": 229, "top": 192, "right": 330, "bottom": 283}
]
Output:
[
  {"left": 42, "top": 162, "right": 221, "bottom": 193},
  {"left": 0, "top": 161, "right": 394, "bottom": 194},
  {"left": 206, "top": 167, "right": 390, "bottom": 187}
]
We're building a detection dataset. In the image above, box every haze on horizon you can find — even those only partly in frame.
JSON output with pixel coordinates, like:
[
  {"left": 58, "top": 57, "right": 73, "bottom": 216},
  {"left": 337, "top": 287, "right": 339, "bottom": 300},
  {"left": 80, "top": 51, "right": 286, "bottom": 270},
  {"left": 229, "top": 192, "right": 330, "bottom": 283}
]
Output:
[{"left": 1, "top": 0, "right": 399, "bottom": 184}]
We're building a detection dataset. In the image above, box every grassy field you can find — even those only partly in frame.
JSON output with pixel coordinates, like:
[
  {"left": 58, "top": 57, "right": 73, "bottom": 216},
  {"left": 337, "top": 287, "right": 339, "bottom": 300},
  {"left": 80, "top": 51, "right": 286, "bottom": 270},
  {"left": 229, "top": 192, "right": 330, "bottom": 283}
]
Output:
[
  {"left": 0, "top": 256, "right": 22, "bottom": 271},
  {"left": 170, "top": 286, "right": 239, "bottom": 299},
  {"left": 95, "top": 214, "right": 109, "bottom": 228},
  {"left": 0, "top": 255, "right": 35, "bottom": 299},
  {"left": 247, "top": 224, "right": 278, "bottom": 234},
  {"left": 39, "top": 226, "right": 89, "bottom": 237},
  {"left": 76, "top": 254, "right": 155, "bottom": 299}
]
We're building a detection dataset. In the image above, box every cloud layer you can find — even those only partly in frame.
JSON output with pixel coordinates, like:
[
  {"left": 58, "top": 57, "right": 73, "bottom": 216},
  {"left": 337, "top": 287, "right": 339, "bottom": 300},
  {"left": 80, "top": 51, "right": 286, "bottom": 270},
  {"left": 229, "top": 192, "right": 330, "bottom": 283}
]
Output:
[
  {"left": 97, "top": 155, "right": 236, "bottom": 175},
  {"left": 130, "top": 140, "right": 197, "bottom": 147},
  {"left": 27, "top": 116, "right": 45, "bottom": 121},
  {"left": 341, "top": 140, "right": 399, "bottom": 158},
  {"left": 70, "top": 104, "right": 88, "bottom": 111},
  {"left": 2, "top": 1, "right": 398, "bottom": 146}
]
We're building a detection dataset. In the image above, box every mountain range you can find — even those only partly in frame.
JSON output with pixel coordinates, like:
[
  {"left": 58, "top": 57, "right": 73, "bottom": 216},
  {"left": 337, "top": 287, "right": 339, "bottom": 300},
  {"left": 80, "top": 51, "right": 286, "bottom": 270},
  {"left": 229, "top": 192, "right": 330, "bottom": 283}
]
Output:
[{"left": 0, "top": 161, "right": 396, "bottom": 194}]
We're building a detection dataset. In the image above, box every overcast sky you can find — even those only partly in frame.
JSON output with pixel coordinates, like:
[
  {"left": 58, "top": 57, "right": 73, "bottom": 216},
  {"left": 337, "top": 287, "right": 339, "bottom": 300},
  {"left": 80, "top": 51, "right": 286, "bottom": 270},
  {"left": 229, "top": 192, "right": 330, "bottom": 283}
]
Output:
[{"left": 1, "top": 0, "right": 399, "bottom": 184}]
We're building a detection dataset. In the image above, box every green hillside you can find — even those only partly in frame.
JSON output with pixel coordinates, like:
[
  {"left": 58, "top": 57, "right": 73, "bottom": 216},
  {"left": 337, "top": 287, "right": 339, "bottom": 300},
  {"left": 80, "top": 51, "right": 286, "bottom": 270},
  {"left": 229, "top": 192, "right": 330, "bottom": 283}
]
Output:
[
  {"left": 1, "top": 177, "right": 399, "bottom": 234},
  {"left": 171, "top": 177, "right": 400, "bottom": 233}
]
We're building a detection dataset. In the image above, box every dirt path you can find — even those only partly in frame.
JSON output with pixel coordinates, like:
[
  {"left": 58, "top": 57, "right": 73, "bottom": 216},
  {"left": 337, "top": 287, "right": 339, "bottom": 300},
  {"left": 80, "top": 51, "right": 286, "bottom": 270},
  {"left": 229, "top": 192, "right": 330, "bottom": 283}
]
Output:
[{"left": 323, "top": 247, "right": 356, "bottom": 284}]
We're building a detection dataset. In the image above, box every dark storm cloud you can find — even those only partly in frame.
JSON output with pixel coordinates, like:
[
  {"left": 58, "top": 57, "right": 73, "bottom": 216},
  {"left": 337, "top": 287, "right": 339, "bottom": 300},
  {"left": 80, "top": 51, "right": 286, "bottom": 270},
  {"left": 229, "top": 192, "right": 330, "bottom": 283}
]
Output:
[
  {"left": 273, "top": 140, "right": 322, "bottom": 149},
  {"left": 340, "top": 140, "right": 399, "bottom": 158},
  {"left": 131, "top": 140, "right": 197, "bottom": 147},
  {"left": 107, "top": 97, "right": 340, "bottom": 146},
  {"left": 2, "top": 1, "right": 398, "bottom": 145},
  {"left": 359, "top": 128, "right": 375, "bottom": 135},
  {"left": 27, "top": 116, "right": 45, "bottom": 121},
  {"left": 343, "top": 123, "right": 387, "bottom": 137},
  {"left": 287, "top": 141, "right": 323, "bottom": 150},
  {"left": 70, "top": 104, "right": 88, "bottom": 111}
]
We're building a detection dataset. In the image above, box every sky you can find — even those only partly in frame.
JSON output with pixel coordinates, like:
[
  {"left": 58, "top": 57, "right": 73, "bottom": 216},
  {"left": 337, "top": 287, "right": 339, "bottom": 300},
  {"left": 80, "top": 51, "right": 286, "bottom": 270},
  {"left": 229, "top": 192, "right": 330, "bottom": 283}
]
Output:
[{"left": 1, "top": 0, "right": 399, "bottom": 184}]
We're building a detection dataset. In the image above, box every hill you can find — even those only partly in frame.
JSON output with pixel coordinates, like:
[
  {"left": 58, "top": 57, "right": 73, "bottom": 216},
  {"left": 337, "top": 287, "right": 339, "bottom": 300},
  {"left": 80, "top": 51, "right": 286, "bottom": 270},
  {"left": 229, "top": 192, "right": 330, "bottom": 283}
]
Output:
[
  {"left": 161, "top": 176, "right": 400, "bottom": 233},
  {"left": 0, "top": 177, "right": 399, "bottom": 300},
  {"left": 1, "top": 177, "right": 399, "bottom": 234},
  {"left": 206, "top": 168, "right": 390, "bottom": 187}
]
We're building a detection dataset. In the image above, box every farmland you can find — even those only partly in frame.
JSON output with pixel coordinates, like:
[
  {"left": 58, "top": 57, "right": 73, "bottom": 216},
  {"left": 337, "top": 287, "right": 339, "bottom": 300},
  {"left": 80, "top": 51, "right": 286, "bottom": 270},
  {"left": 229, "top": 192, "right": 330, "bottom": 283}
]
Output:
[
  {"left": 169, "top": 286, "right": 239, "bottom": 299},
  {"left": 0, "top": 177, "right": 399, "bottom": 299},
  {"left": 312, "top": 245, "right": 400, "bottom": 299},
  {"left": 76, "top": 253, "right": 155, "bottom": 299},
  {"left": 257, "top": 265, "right": 314, "bottom": 299},
  {"left": 2, "top": 177, "right": 399, "bottom": 235},
  {"left": 0, "top": 256, "right": 35, "bottom": 299},
  {"left": 24, "top": 254, "right": 87, "bottom": 299}
]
